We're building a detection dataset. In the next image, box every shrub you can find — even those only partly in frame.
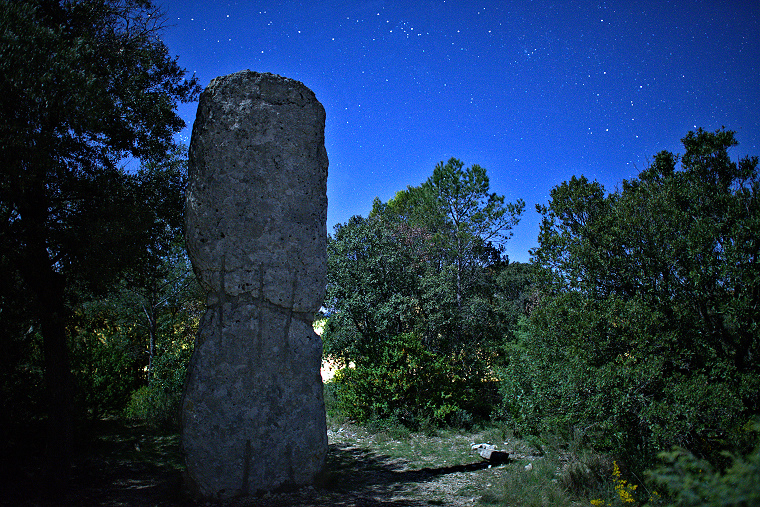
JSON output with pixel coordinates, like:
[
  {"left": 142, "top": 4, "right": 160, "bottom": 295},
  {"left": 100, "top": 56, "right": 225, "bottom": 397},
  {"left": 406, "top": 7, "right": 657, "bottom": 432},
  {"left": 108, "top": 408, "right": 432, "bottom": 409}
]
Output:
[
  {"left": 70, "top": 327, "right": 141, "bottom": 419},
  {"left": 331, "top": 332, "right": 493, "bottom": 429},
  {"left": 500, "top": 298, "right": 758, "bottom": 474},
  {"left": 123, "top": 339, "right": 191, "bottom": 429},
  {"left": 514, "top": 129, "right": 760, "bottom": 474},
  {"left": 645, "top": 423, "right": 760, "bottom": 506},
  {"left": 124, "top": 384, "right": 181, "bottom": 429}
]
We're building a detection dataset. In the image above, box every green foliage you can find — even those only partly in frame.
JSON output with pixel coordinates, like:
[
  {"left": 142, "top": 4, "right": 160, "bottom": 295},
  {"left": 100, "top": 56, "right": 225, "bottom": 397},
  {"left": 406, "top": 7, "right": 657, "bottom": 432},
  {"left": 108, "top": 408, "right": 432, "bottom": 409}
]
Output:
[
  {"left": 429, "top": 158, "right": 525, "bottom": 249},
  {"left": 123, "top": 342, "right": 192, "bottom": 429},
  {"left": 426, "top": 158, "right": 525, "bottom": 347},
  {"left": 504, "top": 128, "right": 760, "bottom": 473},
  {"left": 646, "top": 423, "right": 760, "bottom": 506},
  {"left": 70, "top": 308, "right": 142, "bottom": 418},
  {"left": 58, "top": 146, "right": 199, "bottom": 421},
  {"left": 495, "top": 261, "right": 534, "bottom": 332},
  {"left": 324, "top": 213, "right": 424, "bottom": 364},
  {"left": 149, "top": 338, "right": 194, "bottom": 397},
  {"left": 124, "top": 385, "right": 179, "bottom": 430},
  {"left": 0, "top": 0, "right": 200, "bottom": 294},
  {"left": 324, "top": 160, "right": 525, "bottom": 428},
  {"left": 70, "top": 259, "right": 199, "bottom": 422},
  {"left": 119, "top": 271, "right": 197, "bottom": 429},
  {"left": 330, "top": 333, "right": 493, "bottom": 429}
]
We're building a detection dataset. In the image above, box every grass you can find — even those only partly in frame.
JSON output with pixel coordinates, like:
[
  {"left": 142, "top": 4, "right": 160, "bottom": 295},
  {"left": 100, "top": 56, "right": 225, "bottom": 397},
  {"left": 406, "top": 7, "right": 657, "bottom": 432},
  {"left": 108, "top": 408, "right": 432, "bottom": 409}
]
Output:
[
  {"left": 325, "top": 416, "right": 625, "bottom": 506},
  {"left": 15, "top": 409, "right": 635, "bottom": 506},
  {"left": 92, "top": 418, "right": 185, "bottom": 469}
]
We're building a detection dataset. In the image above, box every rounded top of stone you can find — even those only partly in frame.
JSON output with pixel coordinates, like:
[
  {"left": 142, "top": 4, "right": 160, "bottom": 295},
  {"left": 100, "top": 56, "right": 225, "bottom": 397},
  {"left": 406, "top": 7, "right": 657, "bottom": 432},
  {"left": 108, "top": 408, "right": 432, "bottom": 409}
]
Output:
[{"left": 205, "top": 70, "right": 320, "bottom": 108}]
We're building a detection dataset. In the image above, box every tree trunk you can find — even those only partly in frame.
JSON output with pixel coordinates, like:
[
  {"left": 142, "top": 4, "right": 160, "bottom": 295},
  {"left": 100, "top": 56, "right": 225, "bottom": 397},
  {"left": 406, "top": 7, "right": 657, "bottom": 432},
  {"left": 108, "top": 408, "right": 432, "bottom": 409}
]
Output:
[
  {"left": 145, "top": 303, "right": 157, "bottom": 379},
  {"left": 39, "top": 301, "right": 75, "bottom": 496},
  {"left": 19, "top": 225, "right": 75, "bottom": 497}
]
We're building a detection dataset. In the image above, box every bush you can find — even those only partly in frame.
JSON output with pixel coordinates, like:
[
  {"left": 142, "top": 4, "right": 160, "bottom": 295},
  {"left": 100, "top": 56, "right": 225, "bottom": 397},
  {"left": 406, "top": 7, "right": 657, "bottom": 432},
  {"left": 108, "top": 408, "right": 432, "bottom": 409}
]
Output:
[
  {"left": 514, "top": 129, "right": 760, "bottom": 474},
  {"left": 323, "top": 380, "right": 338, "bottom": 414},
  {"left": 70, "top": 326, "right": 142, "bottom": 419},
  {"left": 500, "top": 308, "right": 755, "bottom": 473},
  {"left": 124, "top": 384, "right": 181, "bottom": 429},
  {"left": 123, "top": 339, "right": 191, "bottom": 429},
  {"left": 646, "top": 423, "right": 760, "bottom": 506},
  {"left": 331, "top": 332, "right": 493, "bottom": 429}
]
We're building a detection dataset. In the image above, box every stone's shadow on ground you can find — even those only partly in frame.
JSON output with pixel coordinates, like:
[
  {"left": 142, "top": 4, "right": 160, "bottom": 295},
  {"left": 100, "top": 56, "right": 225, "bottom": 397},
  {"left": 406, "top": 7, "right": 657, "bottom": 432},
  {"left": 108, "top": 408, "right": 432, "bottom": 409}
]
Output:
[
  {"left": 327, "top": 441, "right": 495, "bottom": 489},
  {"left": 242, "top": 442, "right": 499, "bottom": 506}
]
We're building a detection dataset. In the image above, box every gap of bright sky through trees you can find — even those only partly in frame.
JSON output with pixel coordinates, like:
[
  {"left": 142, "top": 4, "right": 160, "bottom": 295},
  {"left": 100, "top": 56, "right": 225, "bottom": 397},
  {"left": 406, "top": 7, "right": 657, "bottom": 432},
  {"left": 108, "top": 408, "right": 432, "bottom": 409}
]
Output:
[{"left": 161, "top": 0, "right": 759, "bottom": 262}]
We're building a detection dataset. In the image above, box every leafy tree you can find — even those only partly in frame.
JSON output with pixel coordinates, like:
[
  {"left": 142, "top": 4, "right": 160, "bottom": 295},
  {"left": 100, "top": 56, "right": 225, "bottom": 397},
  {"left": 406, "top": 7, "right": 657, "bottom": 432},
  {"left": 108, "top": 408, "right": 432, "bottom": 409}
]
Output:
[
  {"left": 502, "top": 128, "right": 760, "bottom": 472},
  {"left": 123, "top": 145, "right": 195, "bottom": 378},
  {"left": 378, "top": 160, "right": 525, "bottom": 350},
  {"left": 324, "top": 211, "right": 424, "bottom": 366},
  {"left": 495, "top": 261, "right": 534, "bottom": 331},
  {"left": 326, "top": 161, "right": 525, "bottom": 361},
  {"left": 428, "top": 158, "right": 525, "bottom": 326},
  {"left": 70, "top": 236, "right": 202, "bottom": 423},
  {"left": 119, "top": 244, "right": 201, "bottom": 429},
  {"left": 63, "top": 146, "right": 201, "bottom": 424},
  {"left": 69, "top": 299, "right": 143, "bottom": 420},
  {"left": 324, "top": 160, "right": 525, "bottom": 426},
  {"left": 0, "top": 0, "right": 200, "bottom": 490}
]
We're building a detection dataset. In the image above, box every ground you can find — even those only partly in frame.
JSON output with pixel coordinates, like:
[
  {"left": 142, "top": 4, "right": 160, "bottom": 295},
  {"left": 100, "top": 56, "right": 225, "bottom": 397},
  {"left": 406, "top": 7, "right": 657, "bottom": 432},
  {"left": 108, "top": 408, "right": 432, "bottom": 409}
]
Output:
[{"left": 2, "top": 417, "right": 577, "bottom": 506}]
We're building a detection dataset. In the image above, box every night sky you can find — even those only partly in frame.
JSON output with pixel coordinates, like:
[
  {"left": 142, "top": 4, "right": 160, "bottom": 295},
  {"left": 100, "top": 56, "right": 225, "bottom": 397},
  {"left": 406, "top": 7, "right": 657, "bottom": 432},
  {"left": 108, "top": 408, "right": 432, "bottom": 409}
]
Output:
[{"left": 160, "top": 0, "right": 759, "bottom": 262}]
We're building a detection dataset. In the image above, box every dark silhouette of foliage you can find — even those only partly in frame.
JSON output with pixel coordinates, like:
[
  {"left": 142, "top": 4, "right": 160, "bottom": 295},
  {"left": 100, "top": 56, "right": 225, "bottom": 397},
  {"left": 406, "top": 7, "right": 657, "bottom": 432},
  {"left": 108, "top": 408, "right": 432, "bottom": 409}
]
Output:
[{"left": 0, "top": 0, "right": 200, "bottom": 493}]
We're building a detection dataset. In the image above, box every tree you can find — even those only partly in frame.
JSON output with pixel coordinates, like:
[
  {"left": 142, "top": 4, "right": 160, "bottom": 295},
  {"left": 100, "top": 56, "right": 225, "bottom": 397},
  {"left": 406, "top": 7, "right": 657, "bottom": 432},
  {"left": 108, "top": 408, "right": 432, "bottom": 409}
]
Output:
[
  {"left": 0, "top": 0, "right": 200, "bottom": 491},
  {"left": 123, "top": 145, "right": 194, "bottom": 379},
  {"left": 331, "top": 160, "right": 526, "bottom": 355},
  {"left": 495, "top": 261, "right": 534, "bottom": 331},
  {"left": 503, "top": 128, "right": 760, "bottom": 472},
  {"left": 531, "top": 175, "right": 609, "bottom": 295},
  {"left": 324, "top": 160, "right": 526, "bottom": 427},
  {"left": 428, "top": 158, "right": 525, "bottom": 322},
  {"left": 324, "top": 211, "right": 424, "bottom": 366}
]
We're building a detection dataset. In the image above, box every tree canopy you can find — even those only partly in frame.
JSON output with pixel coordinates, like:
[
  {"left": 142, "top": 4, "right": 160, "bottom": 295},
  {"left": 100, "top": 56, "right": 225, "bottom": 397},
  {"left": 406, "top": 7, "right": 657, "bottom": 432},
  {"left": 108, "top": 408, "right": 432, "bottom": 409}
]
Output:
[
  {"left": 503, "top": 128, "right": 760, "bottom": 472},
  {"left": 323, "top": 159, "right": 528, "bottom": 426},
  {"left": 0, "top": 0, "right": 200, "bottom": 492}
]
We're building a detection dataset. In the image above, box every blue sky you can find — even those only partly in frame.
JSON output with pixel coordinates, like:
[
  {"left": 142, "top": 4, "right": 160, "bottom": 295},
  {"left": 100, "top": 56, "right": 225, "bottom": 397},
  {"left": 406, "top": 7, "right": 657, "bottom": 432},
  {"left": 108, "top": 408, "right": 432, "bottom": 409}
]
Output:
[{"left": 160, "top": 0, "right": 759, "bottom": 262}]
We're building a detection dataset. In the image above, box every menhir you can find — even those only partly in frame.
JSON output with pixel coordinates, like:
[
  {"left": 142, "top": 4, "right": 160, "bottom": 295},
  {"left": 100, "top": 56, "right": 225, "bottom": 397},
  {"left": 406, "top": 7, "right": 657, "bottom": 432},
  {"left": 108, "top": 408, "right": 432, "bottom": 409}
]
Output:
[{"left": 182, "top": 70, "right": 328, "bottom": 499}]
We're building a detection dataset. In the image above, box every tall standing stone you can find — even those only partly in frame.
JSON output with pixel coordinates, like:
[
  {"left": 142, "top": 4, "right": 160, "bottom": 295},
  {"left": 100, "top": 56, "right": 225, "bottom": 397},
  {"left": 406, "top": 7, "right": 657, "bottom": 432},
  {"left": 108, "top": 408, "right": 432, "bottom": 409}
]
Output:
[{"left": 182, "top": 71, "right": 328, "bottom": 498}]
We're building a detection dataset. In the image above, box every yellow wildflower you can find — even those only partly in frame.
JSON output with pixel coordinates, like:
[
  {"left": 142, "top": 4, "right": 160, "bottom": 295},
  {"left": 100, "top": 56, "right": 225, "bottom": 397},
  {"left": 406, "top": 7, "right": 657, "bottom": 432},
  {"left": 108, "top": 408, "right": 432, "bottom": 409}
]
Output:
[{"left": 612, "top": 461, "right": 638, "bottom": 504}]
